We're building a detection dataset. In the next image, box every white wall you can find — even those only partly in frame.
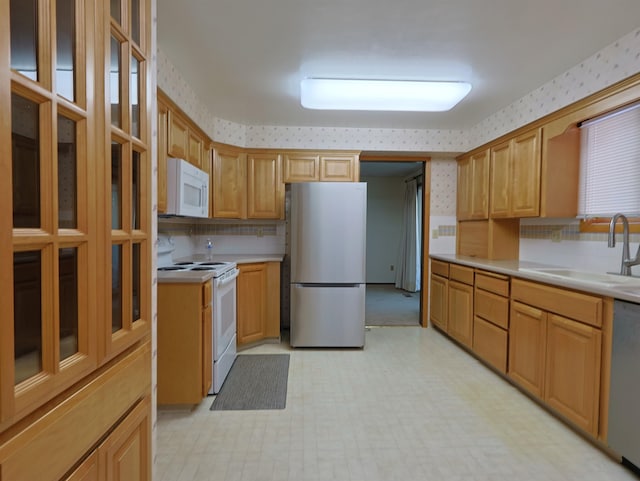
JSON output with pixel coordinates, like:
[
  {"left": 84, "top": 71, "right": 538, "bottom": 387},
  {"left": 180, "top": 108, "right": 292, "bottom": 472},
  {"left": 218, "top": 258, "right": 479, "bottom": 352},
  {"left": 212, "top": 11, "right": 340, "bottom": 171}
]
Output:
[{"left": 362, "top": 176, "right": 405, "bottom": 283}]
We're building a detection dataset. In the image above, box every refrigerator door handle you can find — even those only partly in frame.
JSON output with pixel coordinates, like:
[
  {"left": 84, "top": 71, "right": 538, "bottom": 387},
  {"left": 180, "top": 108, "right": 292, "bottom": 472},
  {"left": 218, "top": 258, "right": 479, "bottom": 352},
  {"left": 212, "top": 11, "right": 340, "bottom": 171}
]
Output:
[{"left": 296, "top": 283, "right": 361, "bottom": 288}]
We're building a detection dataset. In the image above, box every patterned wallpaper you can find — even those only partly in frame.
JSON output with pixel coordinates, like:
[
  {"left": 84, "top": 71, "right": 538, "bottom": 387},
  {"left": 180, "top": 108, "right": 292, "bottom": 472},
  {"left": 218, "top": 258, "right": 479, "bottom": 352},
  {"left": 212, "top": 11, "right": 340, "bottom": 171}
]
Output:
[
  {"left": 158, "top": 27, "right": 640, "bottom": 153},
  {"left": 467, "top": 27, "right": 640, "bottom": 149},
  {"left": 430, "top": 159, "right": 457, "bottom": 216}
]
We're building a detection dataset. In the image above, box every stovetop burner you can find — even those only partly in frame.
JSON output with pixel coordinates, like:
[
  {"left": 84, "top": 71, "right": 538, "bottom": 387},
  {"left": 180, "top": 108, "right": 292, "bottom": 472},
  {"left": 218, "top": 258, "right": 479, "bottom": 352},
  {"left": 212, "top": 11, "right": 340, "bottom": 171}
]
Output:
[{"left": 158, "top": 266, "right": 186, "bottom": 271}]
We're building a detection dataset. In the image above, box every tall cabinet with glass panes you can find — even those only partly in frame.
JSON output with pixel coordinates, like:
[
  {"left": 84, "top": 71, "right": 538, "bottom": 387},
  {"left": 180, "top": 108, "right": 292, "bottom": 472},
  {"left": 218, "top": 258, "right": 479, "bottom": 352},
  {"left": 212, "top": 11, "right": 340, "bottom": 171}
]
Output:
[{"left": 0, "top": 1, "right": 152, "bottom": 479}]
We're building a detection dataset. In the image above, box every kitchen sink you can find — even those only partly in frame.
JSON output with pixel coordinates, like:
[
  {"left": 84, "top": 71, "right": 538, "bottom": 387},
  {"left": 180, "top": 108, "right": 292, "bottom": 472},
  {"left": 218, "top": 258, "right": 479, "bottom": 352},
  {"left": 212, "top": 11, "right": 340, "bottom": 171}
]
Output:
[{"left": 518, "top": 267, "right": 640, "bottom": 288}]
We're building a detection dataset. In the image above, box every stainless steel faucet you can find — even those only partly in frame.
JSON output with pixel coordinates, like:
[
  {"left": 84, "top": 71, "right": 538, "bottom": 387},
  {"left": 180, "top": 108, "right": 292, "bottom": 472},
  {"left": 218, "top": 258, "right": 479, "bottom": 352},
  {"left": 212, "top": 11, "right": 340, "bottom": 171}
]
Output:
[{"left": 608, "top": 213, "right": 640, "bottom": 276}]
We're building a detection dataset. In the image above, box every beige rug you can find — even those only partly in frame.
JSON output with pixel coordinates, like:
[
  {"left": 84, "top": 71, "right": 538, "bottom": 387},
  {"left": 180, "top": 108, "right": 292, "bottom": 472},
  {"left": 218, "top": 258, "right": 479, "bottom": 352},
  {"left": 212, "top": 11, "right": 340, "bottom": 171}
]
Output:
[{"left": 365, "top": 284, "right": 420, "bottom": 326}]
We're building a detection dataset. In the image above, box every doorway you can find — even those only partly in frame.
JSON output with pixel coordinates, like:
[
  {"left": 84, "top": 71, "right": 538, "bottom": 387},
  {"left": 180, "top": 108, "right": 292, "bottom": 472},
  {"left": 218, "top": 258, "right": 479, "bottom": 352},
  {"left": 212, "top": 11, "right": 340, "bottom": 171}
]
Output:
[{"left": 359, "top": 157, "right": 429, "bottom": 327}]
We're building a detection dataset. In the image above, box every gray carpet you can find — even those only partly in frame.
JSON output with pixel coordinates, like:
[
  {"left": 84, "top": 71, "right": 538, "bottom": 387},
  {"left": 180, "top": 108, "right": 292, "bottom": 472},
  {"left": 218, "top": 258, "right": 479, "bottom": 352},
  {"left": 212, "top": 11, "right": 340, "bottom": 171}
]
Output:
[
  {"left": 365, "top": 284, "right": 420, "bottom": 326},
  {"left": 210, "top": 354, "right": 290, "bottom": 411}
]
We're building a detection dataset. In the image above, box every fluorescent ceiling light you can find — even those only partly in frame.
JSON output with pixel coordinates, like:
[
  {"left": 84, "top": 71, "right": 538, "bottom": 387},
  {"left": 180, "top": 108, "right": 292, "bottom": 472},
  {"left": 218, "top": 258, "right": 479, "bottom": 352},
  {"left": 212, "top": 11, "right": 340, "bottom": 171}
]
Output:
[{"left": 300, "top": 78, "right": 472, "bottom": 112}]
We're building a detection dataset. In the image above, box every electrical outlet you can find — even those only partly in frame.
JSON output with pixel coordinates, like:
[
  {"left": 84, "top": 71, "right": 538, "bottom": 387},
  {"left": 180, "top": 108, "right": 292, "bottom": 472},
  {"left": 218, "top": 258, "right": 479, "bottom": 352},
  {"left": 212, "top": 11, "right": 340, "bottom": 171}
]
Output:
[
  {"left": 256, "top": 227, "right": 264, "bottom": 238},
  {"left": 551, "top": 230, "right": 561, "bottom": 243},
  {"left": 432, "top": 229, "right": 439, "bottom": 239},
  {"left": 390, "top": 265, "right": 394, "bottom": 271}
]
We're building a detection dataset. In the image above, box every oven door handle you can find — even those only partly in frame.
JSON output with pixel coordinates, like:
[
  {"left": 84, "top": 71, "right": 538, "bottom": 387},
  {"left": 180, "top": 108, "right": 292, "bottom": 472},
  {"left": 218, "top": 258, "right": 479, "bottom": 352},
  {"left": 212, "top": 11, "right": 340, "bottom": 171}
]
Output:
[{"left": 216, "top": 268, "right": 240, "bottom": 287}]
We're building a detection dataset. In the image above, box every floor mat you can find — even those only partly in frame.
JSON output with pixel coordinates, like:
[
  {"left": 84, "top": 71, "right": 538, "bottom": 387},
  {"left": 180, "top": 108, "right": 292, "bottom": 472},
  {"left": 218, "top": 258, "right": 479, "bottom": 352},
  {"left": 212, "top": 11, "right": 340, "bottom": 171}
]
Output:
[{"left": 210, "top": 354, "right": 290, "bottom": 411}]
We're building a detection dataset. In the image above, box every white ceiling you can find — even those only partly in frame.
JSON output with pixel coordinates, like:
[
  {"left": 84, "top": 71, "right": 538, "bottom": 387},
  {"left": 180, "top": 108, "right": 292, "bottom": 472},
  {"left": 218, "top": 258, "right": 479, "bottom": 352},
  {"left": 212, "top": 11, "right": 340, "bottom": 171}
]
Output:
[{"left": 157, "top": 0, "right": 640, "bottom": 131}]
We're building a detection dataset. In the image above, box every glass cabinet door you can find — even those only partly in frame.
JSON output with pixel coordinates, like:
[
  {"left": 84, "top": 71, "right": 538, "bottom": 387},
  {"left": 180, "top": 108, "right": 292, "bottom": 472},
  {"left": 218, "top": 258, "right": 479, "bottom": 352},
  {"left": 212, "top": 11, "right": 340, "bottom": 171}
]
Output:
[
  {"left": 2, "top": 0, "right": 98, "bottom": 423},
  {"left": 0, "top": 0, "right": 151, "bottom": 427},
  {"left": 104, "top": 0, "right": 151, "bottom": 360}
]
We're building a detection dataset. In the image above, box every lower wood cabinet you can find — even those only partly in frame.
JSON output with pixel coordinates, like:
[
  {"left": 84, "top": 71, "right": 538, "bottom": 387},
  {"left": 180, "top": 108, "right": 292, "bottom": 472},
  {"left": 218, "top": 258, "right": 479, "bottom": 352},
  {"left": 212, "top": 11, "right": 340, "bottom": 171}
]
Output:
[
  {"left": 237, "top": 262, "right": 280, "bottom": 346},
  {"left": 429, "top": 273, "right": 448, "bottom": 330},
  {"left": 429, "top": 258, "right": 609, "bottom": 441},
  {"left": 64, "top": 396, "right": 151, "bottom": 481},
  {"left": 448, "top": 280, "right": 474, "bottom": 348},
  {"left": 509, "top": 278, "right": 603, "bottom": 437},
  {"left": 157, "top": 280, "right": 213, "bottom": 404}
]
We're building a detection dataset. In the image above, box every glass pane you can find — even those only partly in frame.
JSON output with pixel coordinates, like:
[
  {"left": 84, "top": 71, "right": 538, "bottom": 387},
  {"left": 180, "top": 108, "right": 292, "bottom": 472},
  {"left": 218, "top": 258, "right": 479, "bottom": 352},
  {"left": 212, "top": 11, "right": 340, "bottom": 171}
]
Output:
[
  {"left": 58, "top": 115, "right": 77, "bottom": 228},
  {"left": 59, "top": 248, "right": 78, "bottom": 361},
  {"left": 112, "top": 244, "right": 123, "bottom": 333},
  {"left": 12, "top": 94, "right": 40, "bottom": 228},
  {"left": 131, "top": 56, "right": 140, "bottom": 138},
  {"left": 56, "top": 0, "right": 76, "bottom": 101},
  {"left": 132, "top": 150, "right": 141, "bottom": 230},
  {"left": 110, "top": 0, "right": 121, "bottom": 23},
  {"left": 111, "top": 142, "right": 122, "bottom": 229},
  {"left": 10, "top": 0, "right": 38, "bottom": 81},
  {"left": 110, "top": 35, "right": 121, "bottom": 128},
  {"left": 14, "top": 251, "right": 42, "bottom": 384},
  {"left": 131, "top": 0, "right": 141, "bottom": 45},
  {"left": 132, "top": 243, "right": 141, "bottom": 322}
]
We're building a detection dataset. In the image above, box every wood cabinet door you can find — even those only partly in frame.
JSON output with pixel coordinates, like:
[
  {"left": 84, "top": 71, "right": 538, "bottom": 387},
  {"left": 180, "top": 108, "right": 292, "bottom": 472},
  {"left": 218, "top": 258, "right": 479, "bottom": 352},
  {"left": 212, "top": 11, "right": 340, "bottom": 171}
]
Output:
[
  {"left": 319, "top": 155, "right": 357, "bottom": 181},
  {"left": 489, "top": 140, "right": 511, "bottom": 218},
  {"left": 187, "top": 131, "right": 204, "bottom": 169},
  {"left": 510, "top": 129, "right": 541, "bottom": 217},
  {"left": 247, "top": 152, "right": 284, "bottom": 219},
  {"left": 212, "top": 147, "right": 247, "bottom": 219},
  {"left": 429, "top": 274, "right": 448, "bottom": 330},
  {"left": 167, "top": 111, "right": 189, "bottom": 159},
  {"left": 64, "top": 452, "right": 99, "bottom": 481},
  {"left": 456, "top": 157, "right": 472, "bottom": 220},
  {"left": 545, "top": 314, "right": 601, "bottom": 436},
  {"left": 508, "top": 301, "right": 547, "bottom": 398},
  {"left": 102, "top": 397, "right": 151, "bottom": 481},
  {"left": 470, "top": 149, "right": 490, "bottom": 219},
  {"left": 237, "top": 263, "right": 267, "bottom": 346},
  {"left": 447, "top": 280, "right": 473, "bottom": 347},
  {"left": 283, "top": 153, "right": 320, "bottom": 182},
  {"left": 157, "top": 104, "right": 168, "bottom": 213}
]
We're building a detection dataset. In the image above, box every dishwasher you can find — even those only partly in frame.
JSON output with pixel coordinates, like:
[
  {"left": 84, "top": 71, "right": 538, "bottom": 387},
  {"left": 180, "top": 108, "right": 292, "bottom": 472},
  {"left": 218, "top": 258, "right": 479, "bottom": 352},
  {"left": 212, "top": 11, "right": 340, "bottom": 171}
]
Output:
[{"left": 608, "top": 299, "right": 640, "bottom": 475}]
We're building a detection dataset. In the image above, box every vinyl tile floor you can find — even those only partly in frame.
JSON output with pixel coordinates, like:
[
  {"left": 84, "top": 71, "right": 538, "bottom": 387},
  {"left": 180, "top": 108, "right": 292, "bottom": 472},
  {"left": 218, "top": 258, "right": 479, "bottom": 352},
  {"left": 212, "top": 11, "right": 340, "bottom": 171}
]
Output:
[{"left": 155, "top": 327, "right": 636, "bottom": 481}]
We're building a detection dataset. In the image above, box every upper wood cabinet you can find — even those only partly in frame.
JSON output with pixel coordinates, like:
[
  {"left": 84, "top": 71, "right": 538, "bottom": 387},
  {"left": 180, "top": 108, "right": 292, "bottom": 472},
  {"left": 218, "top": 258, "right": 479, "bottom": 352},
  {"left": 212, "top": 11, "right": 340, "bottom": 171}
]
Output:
[
  {"left": 457, "top": 149, "right": 489, "bottom": 220},
  {"left": 283, "top": 152, "right": 359, "bottom": 182},
  {"left": 212, "top": 145, "right": 247, "bottom": 219},
  {"left": 489, "top": 129, "right": 541, "bottom": 218},
  {"left": 247, "top": 152, "right": 285, "bottom": 219},
  {"left": 211, "top": 147, "right": 284, "bottom": 220},
  {"left": 167, "top": 110, "right": 189, "bottom": 160}
]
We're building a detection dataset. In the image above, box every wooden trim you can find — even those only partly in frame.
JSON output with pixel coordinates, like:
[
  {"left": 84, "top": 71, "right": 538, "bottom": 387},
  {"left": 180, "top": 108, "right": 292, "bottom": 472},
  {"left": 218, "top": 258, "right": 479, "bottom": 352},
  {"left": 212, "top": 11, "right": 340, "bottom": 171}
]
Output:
[
  {"left": 579, "top": 217, "right": 640, "bottom": 234},
  {"left": 359, "top": 152, "right": 431, "bottom": 162},
  {"left": 421, "top": 160, "right": 431, "bottom": 328}
]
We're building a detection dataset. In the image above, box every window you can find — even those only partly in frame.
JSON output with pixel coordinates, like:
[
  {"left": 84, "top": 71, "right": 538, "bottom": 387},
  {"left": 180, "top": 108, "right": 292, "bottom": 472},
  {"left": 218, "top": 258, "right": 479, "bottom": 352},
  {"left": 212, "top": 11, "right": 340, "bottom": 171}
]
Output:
[{"left": 578, "top": 101, "right": 640, "bottom": 232}]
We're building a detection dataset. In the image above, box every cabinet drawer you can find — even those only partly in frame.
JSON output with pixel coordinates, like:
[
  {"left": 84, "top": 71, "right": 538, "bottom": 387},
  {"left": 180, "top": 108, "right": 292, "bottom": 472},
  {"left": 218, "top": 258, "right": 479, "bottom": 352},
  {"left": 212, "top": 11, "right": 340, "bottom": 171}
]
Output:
[
  {"left": 475, "top": 271, "right": 509, "bottom": 296},
  {"left": 511, "top": 278, "right": 602, "bottom": 328},
  {"left": 450, "top": 264, "right": 474, "bottom": 285},
  {"left": 473, "top": 316, "right": 508, "bottom": 374},
  {"left": 431, "top": 259, "right": 449, "bottom": 278},
  {"left": 474, "top": 288, "right": 509, "bottom": 329}
]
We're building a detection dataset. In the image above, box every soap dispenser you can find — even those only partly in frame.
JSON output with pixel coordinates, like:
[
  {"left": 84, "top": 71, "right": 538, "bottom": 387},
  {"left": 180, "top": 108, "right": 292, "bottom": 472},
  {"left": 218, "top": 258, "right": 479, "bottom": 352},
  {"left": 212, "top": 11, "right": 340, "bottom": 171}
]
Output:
[{"left": 205, "top": 238, "right": 213, "bottom": 261}]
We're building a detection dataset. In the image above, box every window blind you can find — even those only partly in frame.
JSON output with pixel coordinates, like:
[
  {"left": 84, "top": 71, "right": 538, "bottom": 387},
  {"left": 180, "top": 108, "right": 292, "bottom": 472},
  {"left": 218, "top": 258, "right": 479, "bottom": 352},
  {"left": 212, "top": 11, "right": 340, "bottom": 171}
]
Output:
[{"left": 578, "top": 101, "right": 640, "bottom": 217}]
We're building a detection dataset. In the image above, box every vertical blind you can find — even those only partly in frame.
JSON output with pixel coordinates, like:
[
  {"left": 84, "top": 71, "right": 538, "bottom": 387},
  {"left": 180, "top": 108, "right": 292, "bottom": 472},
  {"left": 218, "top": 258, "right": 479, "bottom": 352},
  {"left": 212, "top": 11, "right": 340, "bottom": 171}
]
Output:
[{"left": 578, "top": 101, "right": 640, "bottom": 217}]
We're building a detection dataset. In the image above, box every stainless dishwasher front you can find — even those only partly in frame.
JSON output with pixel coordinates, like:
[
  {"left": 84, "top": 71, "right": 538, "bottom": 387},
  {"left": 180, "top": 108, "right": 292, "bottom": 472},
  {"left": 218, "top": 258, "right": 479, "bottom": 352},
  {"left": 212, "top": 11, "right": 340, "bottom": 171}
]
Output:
[{"left": 608, "top": 299, "right": 640, "bottom": 474}]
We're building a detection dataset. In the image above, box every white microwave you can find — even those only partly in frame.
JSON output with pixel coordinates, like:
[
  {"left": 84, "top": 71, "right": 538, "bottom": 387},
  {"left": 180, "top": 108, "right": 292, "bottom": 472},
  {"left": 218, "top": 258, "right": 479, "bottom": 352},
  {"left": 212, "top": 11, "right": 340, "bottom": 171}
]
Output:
[{"left": 166, "top": 158, "right": 210, "bottom": 218}]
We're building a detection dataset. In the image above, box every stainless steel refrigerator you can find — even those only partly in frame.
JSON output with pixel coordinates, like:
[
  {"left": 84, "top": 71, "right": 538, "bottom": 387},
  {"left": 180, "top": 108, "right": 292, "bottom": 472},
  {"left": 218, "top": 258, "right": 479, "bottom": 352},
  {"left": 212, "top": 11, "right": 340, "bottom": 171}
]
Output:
[{"left": 289, "top": 182, "right": 366, "bottom": 347}]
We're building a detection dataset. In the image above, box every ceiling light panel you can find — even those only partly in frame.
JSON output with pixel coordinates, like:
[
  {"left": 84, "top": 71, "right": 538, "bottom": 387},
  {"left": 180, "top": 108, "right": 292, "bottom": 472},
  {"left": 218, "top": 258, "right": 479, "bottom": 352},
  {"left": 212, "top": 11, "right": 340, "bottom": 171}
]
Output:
[{"left": 300, "top": 78, "right": 472, "bottom": 112}]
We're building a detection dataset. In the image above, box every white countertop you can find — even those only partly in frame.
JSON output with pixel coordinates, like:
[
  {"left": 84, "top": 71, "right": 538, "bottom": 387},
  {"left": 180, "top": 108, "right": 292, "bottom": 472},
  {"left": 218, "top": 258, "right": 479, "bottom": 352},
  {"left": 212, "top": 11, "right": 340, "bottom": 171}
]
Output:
[
  {"left": 430, "top": 254, "right": 640, "bottom": 303},
  {"left": 157, "top": 253, "right": 284, "bottom": 284}
]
